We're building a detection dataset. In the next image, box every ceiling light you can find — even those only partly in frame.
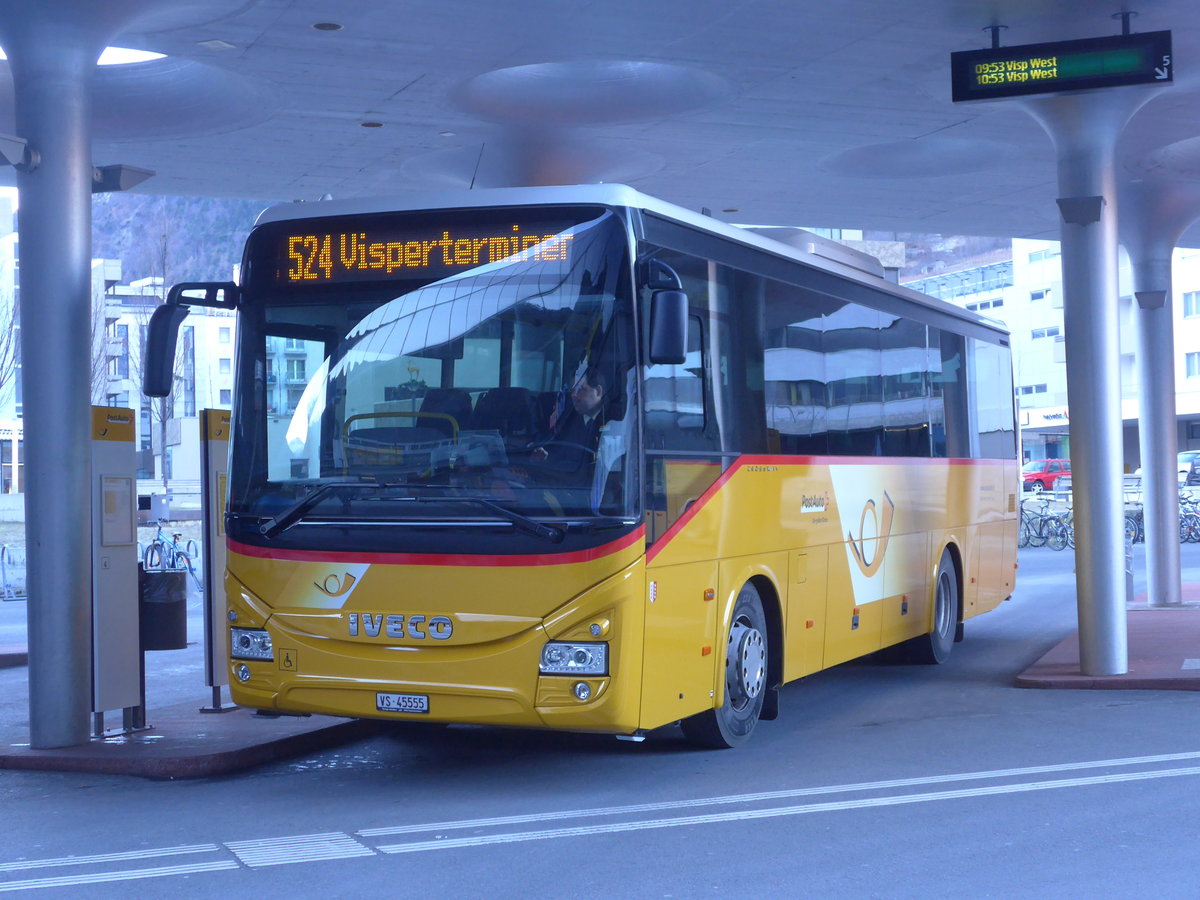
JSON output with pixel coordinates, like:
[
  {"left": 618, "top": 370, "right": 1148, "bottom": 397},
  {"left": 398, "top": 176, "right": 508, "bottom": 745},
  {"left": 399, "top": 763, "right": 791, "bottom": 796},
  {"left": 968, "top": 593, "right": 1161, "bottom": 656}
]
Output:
[
  {"left": 313, "top": 22, "right": 343, "bottom": 31},
  {"left": 361, "top": 121, "right": 383, "bottom": 128},
  {"left": 439, "top": 131, "right": 456, "bottom": 137},
  {"left": 197, "top": 39, "right": 237, "bottom": 51},
  {"left": 97, "top": 47, "right": 165, "bottom": 65},
  {"left": 0, "top": 46, "right": 166, "bottom": 66}
]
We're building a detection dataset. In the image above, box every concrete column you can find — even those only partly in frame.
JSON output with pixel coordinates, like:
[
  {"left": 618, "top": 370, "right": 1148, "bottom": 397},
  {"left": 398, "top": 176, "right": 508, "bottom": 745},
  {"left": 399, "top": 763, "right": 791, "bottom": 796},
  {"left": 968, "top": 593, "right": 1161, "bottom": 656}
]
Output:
[
  {"left": 1022, "top": 90, "right": 1157, "bottom": 676},
  {"left": 1119, "top": 180, "right": 1200, "bottom": 608},
  {"left": 0, "top": 1, "right": 155, "bottom": 748},
  {"left": 7, "top": 35, "right": 101, "bottom": 749}
]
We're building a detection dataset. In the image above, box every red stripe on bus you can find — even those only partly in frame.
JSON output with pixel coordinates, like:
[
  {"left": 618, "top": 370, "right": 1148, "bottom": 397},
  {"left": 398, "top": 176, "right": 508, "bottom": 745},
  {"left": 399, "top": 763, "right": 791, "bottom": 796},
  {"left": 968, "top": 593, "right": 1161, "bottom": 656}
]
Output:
[
  {"left": 645, "top": 455, "right": 1006, "bottom": 563},
  {"left": 745, "top": 454, "right": 1003, "bottom": 467},
  {"left": 228, "top": 525, "right": 646, "bottom": 568}
]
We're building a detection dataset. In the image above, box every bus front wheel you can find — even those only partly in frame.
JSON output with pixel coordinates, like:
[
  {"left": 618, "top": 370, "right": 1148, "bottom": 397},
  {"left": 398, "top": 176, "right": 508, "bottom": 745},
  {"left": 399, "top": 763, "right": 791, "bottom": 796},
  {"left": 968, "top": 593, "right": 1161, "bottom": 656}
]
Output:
[{"left": 681, "top": 583, "right": 768, "bottom": 749}]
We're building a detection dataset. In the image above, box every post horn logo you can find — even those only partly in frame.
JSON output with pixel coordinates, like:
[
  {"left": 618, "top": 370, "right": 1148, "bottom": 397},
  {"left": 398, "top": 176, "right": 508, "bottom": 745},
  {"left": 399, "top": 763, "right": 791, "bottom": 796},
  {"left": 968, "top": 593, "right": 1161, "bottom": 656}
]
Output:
[
  {"left": 847, "top": 491, "right": 895, "bottom": 577},
  {"left": 314, "top": 573, "right": 358, "bottom": 597}
]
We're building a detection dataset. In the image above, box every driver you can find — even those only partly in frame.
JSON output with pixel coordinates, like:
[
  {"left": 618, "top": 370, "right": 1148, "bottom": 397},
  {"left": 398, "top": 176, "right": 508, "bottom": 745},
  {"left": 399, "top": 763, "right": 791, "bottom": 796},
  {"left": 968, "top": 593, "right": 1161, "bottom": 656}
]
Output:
[{"left": 531, "top": 367, "right": 607, "bottom": 473}]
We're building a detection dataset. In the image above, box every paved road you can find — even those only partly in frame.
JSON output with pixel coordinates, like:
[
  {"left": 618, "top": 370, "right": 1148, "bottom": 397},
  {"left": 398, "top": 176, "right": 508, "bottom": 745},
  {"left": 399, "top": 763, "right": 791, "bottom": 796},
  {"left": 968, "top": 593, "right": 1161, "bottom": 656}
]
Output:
[{"left": 2, "top": 545, "right": 1199, "bottom": 897}]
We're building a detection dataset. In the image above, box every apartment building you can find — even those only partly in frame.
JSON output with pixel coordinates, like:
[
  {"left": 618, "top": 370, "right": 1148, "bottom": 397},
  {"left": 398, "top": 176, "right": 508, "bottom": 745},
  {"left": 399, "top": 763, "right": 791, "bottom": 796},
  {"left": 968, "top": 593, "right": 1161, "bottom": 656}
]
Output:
[{"left": 904, "top": 239, "right": 1200, "bottom": 468}]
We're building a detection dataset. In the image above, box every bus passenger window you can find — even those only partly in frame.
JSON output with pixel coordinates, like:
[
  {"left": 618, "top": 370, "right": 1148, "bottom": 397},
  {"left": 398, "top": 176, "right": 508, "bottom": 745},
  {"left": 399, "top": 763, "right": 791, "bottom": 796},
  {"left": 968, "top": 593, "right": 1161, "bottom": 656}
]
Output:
[
  {"left": 930, "top": 329, "right": 970, "bottom": 459},
  {"left": 970, "top": 338, "right": 1016, "bottom": 458},
  {"left": 881, "top": 316, "right": 932, "bottom": 457}
]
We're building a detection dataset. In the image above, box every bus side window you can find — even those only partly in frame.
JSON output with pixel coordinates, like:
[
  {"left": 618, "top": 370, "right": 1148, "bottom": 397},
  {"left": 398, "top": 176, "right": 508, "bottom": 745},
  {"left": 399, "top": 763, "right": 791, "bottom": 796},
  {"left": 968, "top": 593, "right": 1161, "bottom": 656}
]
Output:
[
  {"left": 930, "top": 328, "right": 971, "bottom": 459},
  {"left": 825, "top": 306, "right": 883, "bottom": 456},
  {"left": 969, "top": 338, "right": 1017, "bottom": 458},
  {"left": 643, "top": 315, "right": 711, "bottom": 450},
  {"left": 881, "top": 316, "right": 932, "bottom": 458}
]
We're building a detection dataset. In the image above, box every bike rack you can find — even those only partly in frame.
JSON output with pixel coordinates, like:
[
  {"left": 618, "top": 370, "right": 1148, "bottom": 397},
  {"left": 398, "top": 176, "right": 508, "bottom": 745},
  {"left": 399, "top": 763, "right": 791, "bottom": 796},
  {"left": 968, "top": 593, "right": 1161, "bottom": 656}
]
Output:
[{"left": 0, "top": 544, "right": 25, "bottom": 601}]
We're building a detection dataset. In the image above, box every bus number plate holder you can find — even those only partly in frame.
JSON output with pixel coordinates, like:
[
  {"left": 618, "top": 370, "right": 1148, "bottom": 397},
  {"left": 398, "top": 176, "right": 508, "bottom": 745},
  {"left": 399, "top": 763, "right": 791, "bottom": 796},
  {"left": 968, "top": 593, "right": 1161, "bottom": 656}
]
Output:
[{"left": 376, "top": 692, "right": 429, "bottom": 714}]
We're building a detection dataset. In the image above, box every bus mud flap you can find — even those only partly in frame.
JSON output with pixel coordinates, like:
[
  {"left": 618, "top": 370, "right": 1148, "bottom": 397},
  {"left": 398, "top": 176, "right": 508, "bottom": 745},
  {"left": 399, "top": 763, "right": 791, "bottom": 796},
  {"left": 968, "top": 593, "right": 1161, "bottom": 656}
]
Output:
[{"left": 760, "top": 685, "right": 779, "bottom": 721}]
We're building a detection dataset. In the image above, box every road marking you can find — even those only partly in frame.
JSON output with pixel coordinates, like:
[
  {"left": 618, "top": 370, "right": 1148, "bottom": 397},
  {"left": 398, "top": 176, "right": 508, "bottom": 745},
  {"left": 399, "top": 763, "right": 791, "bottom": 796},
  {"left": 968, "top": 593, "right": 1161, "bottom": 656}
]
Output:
[
  {"left": 4, "top": 750, "right": 1200, "bottom": 891},
  {"left": 376, "top": 764, "right": 1200, "bottom": 854},
  {"left": 0, "top": 861, "right": 237, "bottom": 893},
  {"left": 0, "top": 844, "right": 219, "bottom": 873},
  {"left": 359, "top": 748, "right": 1200, "bottom": 837},
  {"left": 226, "top": 832, "right": 374, "bottom": 868}
]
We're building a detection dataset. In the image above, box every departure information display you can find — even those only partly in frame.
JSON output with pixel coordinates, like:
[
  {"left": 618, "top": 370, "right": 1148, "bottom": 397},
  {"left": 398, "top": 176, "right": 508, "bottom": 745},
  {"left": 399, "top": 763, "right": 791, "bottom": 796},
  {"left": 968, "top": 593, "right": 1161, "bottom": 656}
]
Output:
[
  {"left": 249, "top": 208, "right": 593, "bottom": 286},
  {"left": 951, "top": 31, "right": 1172, "bottom": 102}
]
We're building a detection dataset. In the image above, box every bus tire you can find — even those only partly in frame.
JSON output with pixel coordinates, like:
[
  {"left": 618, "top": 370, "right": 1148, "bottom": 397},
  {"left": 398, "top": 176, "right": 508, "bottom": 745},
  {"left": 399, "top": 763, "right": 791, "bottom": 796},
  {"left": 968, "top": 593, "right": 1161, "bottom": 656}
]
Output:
[
  {"left": 908, "top": 551, "right": 958, "bottom": 665},
  {"left": 681, "top": 583, "right": 768, "bottom": 749}
]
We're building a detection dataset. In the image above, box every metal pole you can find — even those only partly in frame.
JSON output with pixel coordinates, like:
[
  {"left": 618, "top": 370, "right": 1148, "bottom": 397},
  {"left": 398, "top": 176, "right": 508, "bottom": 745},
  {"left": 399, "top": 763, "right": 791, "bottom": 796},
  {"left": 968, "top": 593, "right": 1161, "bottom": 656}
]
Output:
[
  {"left": 1119, "top": 180, "right": 1200, "bottom": 608},
  {"left": 1022, "top": 90, "right": 1156, "bottom": 675},
  {"left": 7, "top": 36, "right": 100, "bottom": 748},
  {"left": 0, "top": 0, "right": 157, "bottom": 749},
  {"left": 1132, "top": 254, "right": 1182, "bottom": 608}
]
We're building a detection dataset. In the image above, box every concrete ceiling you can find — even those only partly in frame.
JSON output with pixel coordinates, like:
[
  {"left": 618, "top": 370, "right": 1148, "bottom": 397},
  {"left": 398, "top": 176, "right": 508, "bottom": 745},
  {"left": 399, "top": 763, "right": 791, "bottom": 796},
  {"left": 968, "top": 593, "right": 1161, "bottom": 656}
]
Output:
[{"left": 4, "top": 0, "right": 1200, "bottom": 241}]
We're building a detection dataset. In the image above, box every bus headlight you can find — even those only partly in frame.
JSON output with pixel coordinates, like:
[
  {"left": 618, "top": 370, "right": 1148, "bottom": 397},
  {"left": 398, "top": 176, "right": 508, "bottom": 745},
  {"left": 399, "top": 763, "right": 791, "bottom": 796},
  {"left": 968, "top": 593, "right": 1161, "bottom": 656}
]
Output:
[
  {"left": 231, "top": 627, "right": 274, "bottom": 661},
  {"left": 540, "top": 641, "right": 607, "bottom": 676}
]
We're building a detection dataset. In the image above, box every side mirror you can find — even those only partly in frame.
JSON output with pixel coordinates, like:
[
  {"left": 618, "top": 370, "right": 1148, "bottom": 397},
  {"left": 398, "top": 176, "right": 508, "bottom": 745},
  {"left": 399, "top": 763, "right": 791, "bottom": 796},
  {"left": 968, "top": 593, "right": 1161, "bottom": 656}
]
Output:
[
  {"left": 167, "top": 281, "right": 239, "bottom": 309},
  {"left": 142, "top": 303, "right": 190, "bottom": 397},
  {"left": 648, "top": 289, "right": 688, "bottom": 365},
  {"left": 143, "top": 281, "right": 239, "bottom": 397}
]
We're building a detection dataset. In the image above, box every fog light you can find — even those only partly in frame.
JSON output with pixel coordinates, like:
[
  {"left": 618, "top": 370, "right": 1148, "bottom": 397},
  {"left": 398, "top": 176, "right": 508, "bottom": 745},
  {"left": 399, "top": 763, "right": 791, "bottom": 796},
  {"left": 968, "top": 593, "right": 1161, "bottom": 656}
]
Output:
[
  {"left": 573, "top": 681, "right": 591, "bottom": 701},
  {"left": 235, "top": 663, "right": 251, "bottom": 683}
]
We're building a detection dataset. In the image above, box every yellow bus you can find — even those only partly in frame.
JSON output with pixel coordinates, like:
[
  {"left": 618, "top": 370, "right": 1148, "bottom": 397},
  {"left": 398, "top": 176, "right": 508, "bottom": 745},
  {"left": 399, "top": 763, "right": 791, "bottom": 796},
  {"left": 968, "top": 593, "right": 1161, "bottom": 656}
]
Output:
[{"left": 145, "top": 185, "right": 1018, "bottom": 748}]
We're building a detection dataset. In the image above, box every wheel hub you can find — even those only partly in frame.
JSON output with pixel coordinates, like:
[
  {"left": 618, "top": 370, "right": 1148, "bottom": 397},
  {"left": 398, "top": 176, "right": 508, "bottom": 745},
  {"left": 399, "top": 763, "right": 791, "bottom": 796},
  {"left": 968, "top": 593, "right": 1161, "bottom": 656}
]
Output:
[{"left": 726, "top": 619, "right": 766, "bottom": 708}]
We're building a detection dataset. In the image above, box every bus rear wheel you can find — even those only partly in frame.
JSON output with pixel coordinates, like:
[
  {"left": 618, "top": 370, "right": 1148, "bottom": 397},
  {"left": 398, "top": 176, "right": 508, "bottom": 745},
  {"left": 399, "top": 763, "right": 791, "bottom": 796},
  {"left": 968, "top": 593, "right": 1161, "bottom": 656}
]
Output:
[
  {"left": 681, "top": 583, "right": 768, "bottom": 749},
  {"left": 906, "top": 551, "right": 958, "bottom": 665}
]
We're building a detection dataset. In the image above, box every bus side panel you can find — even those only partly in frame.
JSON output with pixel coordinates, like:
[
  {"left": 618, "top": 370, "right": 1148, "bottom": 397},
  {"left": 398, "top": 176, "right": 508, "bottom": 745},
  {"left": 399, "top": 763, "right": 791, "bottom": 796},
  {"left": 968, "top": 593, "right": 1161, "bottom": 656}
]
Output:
[
  {"left": 1000, "top": 507, "right": 1017, "bottom": 599},
  {"left": 823, "top": 537, "right": 883, "bottom": 669},
  {"left": 972, "top": 478, "right": 1019, "bottom": 615},
  {"left": 974, "top": 522, "right": 1005, "bottom": 613},
  {"left": 880, "top": 530, "right": 932, "bottom": 648},
  {"left": 639, "top": 561, "right": 719, "bottom": 730},
  {"left": 962, "top": 526, "right": 983, "bottom": 615},
  {"left": 785, "top": 545, "right": 828, "bottom": 679}
]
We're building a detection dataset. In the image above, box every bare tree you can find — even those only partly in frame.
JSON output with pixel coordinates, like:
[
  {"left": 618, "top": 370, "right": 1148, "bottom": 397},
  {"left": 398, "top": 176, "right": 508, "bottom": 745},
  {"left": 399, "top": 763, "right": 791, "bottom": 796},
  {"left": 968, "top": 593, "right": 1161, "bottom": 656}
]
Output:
[
  {"left": 115, "top": 200, "right": 189, "bottom": 500},
  {"left": 89, "top": 273, "right": 115, "bottom": 406},
  {"left": 0, "top": 289, "right": 20, "bottom": 414}
]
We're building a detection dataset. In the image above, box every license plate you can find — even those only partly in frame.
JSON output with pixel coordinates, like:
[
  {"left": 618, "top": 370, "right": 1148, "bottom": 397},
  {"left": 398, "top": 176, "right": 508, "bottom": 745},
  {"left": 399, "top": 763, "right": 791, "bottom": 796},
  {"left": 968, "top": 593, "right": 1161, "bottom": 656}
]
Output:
[{"left": 376, "top": 692, "right": 429, "bottom": 714}]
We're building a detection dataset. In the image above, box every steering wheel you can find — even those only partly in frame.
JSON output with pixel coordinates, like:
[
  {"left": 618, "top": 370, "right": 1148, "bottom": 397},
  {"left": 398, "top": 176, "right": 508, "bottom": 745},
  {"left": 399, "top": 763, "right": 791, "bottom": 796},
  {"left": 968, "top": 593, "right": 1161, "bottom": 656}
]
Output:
[{"left": 531, "top": 440, "right": 597, "bottom": 462}]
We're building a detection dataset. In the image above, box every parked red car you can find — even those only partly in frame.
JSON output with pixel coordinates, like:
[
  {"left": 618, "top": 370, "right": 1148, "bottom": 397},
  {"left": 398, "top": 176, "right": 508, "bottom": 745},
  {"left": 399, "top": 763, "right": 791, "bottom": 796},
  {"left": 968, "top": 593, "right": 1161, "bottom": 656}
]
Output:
[{"left": 1022, "top": 458, "right": 1070, "bottom": 492}]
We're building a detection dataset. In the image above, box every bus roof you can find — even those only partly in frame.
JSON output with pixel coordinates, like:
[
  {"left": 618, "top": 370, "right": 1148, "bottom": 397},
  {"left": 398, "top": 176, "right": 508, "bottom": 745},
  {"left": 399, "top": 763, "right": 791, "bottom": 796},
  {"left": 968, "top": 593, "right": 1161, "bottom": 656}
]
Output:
[{"left": 253, "top": 184, "right": 1009, "bottom": 341}]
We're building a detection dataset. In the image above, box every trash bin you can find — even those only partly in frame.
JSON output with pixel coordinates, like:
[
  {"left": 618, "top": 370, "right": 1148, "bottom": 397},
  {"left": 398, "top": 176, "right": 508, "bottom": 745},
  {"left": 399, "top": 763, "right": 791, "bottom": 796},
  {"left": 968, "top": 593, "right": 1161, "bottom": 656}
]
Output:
[{"left": 138, "top": 564, "right": 187, "bottom": 651}]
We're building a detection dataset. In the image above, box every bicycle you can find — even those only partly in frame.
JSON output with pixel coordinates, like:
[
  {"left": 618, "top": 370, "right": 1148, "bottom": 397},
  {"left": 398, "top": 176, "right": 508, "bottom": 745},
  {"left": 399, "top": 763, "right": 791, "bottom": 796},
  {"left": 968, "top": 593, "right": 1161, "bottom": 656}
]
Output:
[
  {"left": 1180, "top": 493, "right": 1200, "bottom": 543},
  {"left": 143, "top": 519, "right": 203, "bottom": 591},
  {"left": 1020, "top": 498, "right": 1057, "bottom": 548}
]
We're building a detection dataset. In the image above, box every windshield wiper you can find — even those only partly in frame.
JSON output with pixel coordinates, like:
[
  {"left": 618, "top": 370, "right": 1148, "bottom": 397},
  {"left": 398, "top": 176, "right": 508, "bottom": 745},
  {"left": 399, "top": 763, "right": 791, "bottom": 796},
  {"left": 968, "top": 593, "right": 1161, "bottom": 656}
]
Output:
[
  {"left": 259, "top": 480, "right": 380, "bottom": 539},
  {"left": 415, "top": 496, "right": 564, "bottom": 544},
  {"left": 260, "top": 484, "right": 564, "bottom": 543}
]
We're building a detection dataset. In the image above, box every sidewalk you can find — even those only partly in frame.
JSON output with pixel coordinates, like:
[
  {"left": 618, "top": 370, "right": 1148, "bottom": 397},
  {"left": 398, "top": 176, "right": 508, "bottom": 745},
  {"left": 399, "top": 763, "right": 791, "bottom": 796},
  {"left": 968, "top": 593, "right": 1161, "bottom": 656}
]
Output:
[
  {"left": 0, "top": 597, "right": 378, "bottom": 779},
  {"left": 1016, "top": 584, "right": 1200, "bottom": 690}
]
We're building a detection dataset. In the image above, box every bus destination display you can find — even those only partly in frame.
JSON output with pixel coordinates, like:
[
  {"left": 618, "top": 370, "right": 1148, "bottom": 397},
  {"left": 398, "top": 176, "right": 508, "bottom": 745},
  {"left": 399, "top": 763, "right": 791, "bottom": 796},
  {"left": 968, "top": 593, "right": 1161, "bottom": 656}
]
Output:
[
  {"left": 951, "top": 30, "right": 1171, "bottom": 102},
  {"left": 263, "top": 217, "right": 581, "bottom": 285}
]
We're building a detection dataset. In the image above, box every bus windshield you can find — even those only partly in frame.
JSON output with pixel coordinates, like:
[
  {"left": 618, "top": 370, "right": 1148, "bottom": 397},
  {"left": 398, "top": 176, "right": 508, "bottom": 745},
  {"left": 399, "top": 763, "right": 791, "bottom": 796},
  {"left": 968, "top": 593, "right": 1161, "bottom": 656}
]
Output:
[{"left": 230, "top": 207, "right": 638, "bottom": 534}]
